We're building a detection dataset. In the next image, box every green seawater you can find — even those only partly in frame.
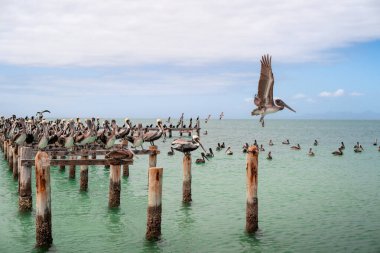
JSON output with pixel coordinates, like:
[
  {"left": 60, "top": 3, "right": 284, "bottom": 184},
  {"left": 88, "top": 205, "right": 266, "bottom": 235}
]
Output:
[{"left": 0, "top": 119, "right": 380, "bottom": 253}]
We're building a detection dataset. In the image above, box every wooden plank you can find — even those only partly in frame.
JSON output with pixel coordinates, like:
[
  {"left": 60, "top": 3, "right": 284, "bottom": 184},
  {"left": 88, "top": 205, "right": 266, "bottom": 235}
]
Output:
[{"left": 21, "top": 159, "right": 133, "bottom": 166}]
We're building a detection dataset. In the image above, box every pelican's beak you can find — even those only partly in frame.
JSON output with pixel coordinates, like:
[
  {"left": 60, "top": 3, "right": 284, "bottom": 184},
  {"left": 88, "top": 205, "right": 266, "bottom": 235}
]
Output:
[
  {"left": 197, "top": 140, "right": 207, "bottom": 153},
  {"left": 284, "top": 102, "right": 296, "bottom": 113}
]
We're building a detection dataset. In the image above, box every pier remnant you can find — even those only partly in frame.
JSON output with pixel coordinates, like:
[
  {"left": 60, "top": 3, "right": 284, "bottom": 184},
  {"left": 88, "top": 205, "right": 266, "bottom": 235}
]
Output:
[
  {"left": 35, "top": 151, "right": 52, "bottom": 247},
  {"left": 246, "top": 145, "right": 259, "bottom": 233},
  {"left": 18, "top": 147, "right": 33, "bottom": 211},
  {"left": 146, "top": 167, "right": 163, "bottom": 240},
  {"left": 108, "top": 163, "right": 121, "bottom": 208},
  {"left": 182, "top": 153, "right": 192, "bottom": 203}
]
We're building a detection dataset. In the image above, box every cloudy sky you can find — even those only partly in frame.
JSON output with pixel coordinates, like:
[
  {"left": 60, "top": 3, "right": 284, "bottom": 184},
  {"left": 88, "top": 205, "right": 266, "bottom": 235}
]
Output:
[{"left": 0, "top": 0, "right": 379, "bottom": 119}]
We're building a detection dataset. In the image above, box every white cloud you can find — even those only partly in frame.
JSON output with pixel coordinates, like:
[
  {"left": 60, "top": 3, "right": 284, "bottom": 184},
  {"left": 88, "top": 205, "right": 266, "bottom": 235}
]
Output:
[
  {"left": 319, "top": 89, "right": 345, "bottom": 97},
  {"left": 293, "top": 93, "right": 306, "bottom": 99},
  {"left": 0, "top": 0, "right": 379, "bottom": 66},
  {"left": 350, "top": 92, "right": 364, "bottom": 96}
]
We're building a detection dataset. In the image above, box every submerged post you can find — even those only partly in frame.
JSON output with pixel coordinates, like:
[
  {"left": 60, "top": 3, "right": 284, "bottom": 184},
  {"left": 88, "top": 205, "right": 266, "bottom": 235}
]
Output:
[
  {"left": 182, "top": 153, "right": 192, "bottom": 203},
  {"left": 109, "top": 163, "right": 121, "bottom": 208},
  {"left": 18, "top": 147, "right": 33, "bottom": 211},
  {"left": 146, "top": 167, "right": 163, "bottom": 240},
  {"left": 80, "top": 154, "right": 89, "bottom": 191},
  {"left": 246, "top": 146, "right": 259, "bottom": 233},
  {"left": 69, "top": 155, "right": 76, "bottom": 179},
  {"left": 35, "top": 151, "right": 52, "bottom": 247}
]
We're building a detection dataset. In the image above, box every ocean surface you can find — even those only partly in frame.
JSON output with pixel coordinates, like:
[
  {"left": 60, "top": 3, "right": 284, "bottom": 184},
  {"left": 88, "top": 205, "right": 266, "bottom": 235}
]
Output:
[{"left": 0, "top": 119, "right": 379, "bottom": 253}]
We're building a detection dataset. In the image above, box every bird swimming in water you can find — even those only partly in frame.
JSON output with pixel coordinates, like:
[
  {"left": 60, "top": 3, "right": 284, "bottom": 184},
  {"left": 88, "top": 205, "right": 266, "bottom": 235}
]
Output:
[
  {"left": 167, "top": 147, "right": 175, "bottom": 156},
  {"left": 220, "top": 142, "right": 225, "bottom": 148},
  {"left": 260, "top": 144, "right": 265, "bottom": 152},
  {"left": 206, "top": 148, "right": 214, "bottom": 158},
  {"left": 242, "top": 143, "right": 249, "bottom": 153},
  {"left": 195, "top": 152, "right": 208, "bottom": 164},
  {"left": 308, "top": 148, "right": 315, "bottom": 156},
  {"left": 251, "top": 55, "right": 295, "bottom": 127},
  {"left": 269, "top": 139, "right": 274, "bottom": 146},
  {"left": 282, "top": 139, "right": 290, "bottom": 145},
  {"left": 332, "top": 147, "right": 343, "bottom": 156},
  {"left": 340, "top": 142, "right": 345, "bottom": 150},
  {"left": 314, "top": 140, "right": 318, "bottom": 146},
  {"left": 267, "top": 151, "right": 272, "bottom": 160},
  {"left": 225, "top": 147, "right": 233, "bottom": 155},
  {"left": 216, "top": 143, "right": 222, "bottom": 151},
  {"left": 291, "top": 144, "right": 301, "bottom": 150}
]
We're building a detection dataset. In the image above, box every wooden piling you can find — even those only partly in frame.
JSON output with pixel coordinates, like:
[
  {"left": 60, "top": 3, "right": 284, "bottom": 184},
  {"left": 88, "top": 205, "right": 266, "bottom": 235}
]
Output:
[
  {"left": 80, "top": 154, "right": 89, "bottom": 191},
  {"left": 246, "top": 146, "right": 259, "bottom": 233},
  {"left": 35, "top": 151, "right": 53, "bottom": 247},
  {"left": 3, "top": 140, "right": 8, "bottom": 159},
  {"left": 108, "top": 163, "right": 121, "bottom": 208},
  {"left": 18, "top": 147, "right": 33, "bottom": 211},
  {"left": 168, "top": 129, "right": 172, "bottom": 138},
  {"left": 182, "top": 153, "right": 192, "bottom": 203},
  {"left": 149, "top": 146, "right": 158, "bottom": 168},
  {"left": 8, "top": 145, "right": 14, "bottom": 171},
  {"left": 69, "top": 156, "right": 76, "bottom": 179},
  {"left": 123, "top": 164, "right": 129, "bottom": 177},
  {"left": 12, "top": 146, "right": 19, "bottom": 179},
  {"left": 59, "top": 156, "right": 66, "bottom": 171},
  {"left": 146, "top": 167, "right": 163, "bottom": 240}
]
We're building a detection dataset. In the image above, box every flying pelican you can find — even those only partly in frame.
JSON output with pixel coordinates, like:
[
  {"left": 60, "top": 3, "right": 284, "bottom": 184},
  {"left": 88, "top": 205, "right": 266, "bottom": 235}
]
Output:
[
  {"left": 225, "top": 147, "right": 233, "bottom": 155},
  {"left": 36, "top": 110, "right": 51, "bottom": 120},
  {"left": 171, "top": 135, "right": 206, "bottom": 154},
  {"left": 332, "top": 147, "right": 343, "bottom": 156},
  {"left": 251, "top": 55, "right": 295, "bottom": 127},
  {"left": 195, "top": 152, "right": 209, "bottom": 164},
  {"left": 308, "top": 148, "right": 315, "bottom": 156}
]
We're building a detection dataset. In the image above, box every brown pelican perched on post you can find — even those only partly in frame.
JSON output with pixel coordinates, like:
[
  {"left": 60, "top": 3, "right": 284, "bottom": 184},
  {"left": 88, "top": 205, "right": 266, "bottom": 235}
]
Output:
[
  {"left": 12, "top": 118, "right": 27, "bottom": 146},
  {"left": 251, "top": 55, "right": 296, "bottom": 127},
  {"left": 143, "top": 119, "right": 165, "bottom": 146},
  {"left": 171, "top": 135, "right": 207, "bottom": 154}
]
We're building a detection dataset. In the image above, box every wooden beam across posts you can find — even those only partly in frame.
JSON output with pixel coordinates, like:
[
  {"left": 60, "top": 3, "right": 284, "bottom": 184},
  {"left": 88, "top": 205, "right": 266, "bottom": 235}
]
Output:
[
  {"left": 182, "top": 153, "right": 192, "bottom": 203},
  {"left": 18, "top": 146, "right": 33, "bottom": 211},
  {"left": 146, "top": 167, "right": 163, "bottom": 240},
  {"left": 20, "top": 158, "right": 133, "bottom": 166},
  {"left": 246, "top": 146, "right": 259, "bottom": 233},
  {"left": 35, "top": 151, "right": 53, "bottom": 248}
]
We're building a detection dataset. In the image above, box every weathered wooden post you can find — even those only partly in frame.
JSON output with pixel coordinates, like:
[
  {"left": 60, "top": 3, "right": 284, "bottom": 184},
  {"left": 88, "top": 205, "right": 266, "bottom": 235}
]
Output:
[
  {"left": 149, "top": 146, "right": 158, "bottom": 168},
  {"left": 246, "top": 146, "right": 259, "bottom": 233},
  {"left": 8, "top": 145, "right": 13, "bottom": 170},
  {"left": 122, "top": 164, "right": 129, "bottom": 177},
  {"left": 69, "top": 156, "right": 76, "bottom": 179},
  {"left": 3, "top": 140, "right": 8, "bottom": 159},
  {"left": 183, "top": 153, "right": 192, "bottom": 203},
  {"left": 109, "top": 162, "right": 121, "bottom": 208},
  {"left": 196, "top": 119, "right": 200, "bottom": 137},
  {"left": 12, "top": 146, "right": 19, "bottom": 179},
  {"left": 18, "top": 146, "right": 33, "bottom": 211},
  {"left": 80, "top": 153, "right": 89, "bottom": 191},
  {"left": 35, "top": 151, "right": 53, "bottom": 247},
  {"left": 59, "top": 156, "right": 66, "bottom": 171},
  {"left": 146, "top": 167, "right": 163, "bottom": 240},
  {"left": 91, "top": 151, "right": 96, "bottom": 159},
  {"left": 168, "top": 128, "right": 172, "bottom": 138}
]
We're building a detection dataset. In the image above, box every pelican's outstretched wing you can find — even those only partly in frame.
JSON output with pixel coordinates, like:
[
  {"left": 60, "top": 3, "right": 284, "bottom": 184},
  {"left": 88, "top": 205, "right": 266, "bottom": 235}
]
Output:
[{"left": 257, "top": 54, "right": 274, "bottom": 107}]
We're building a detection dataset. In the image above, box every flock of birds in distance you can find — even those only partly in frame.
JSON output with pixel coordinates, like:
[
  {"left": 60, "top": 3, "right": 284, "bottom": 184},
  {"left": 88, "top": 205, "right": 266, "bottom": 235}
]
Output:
[{"left": 1, "top": 55, "right": 379, "bottom": 164}]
